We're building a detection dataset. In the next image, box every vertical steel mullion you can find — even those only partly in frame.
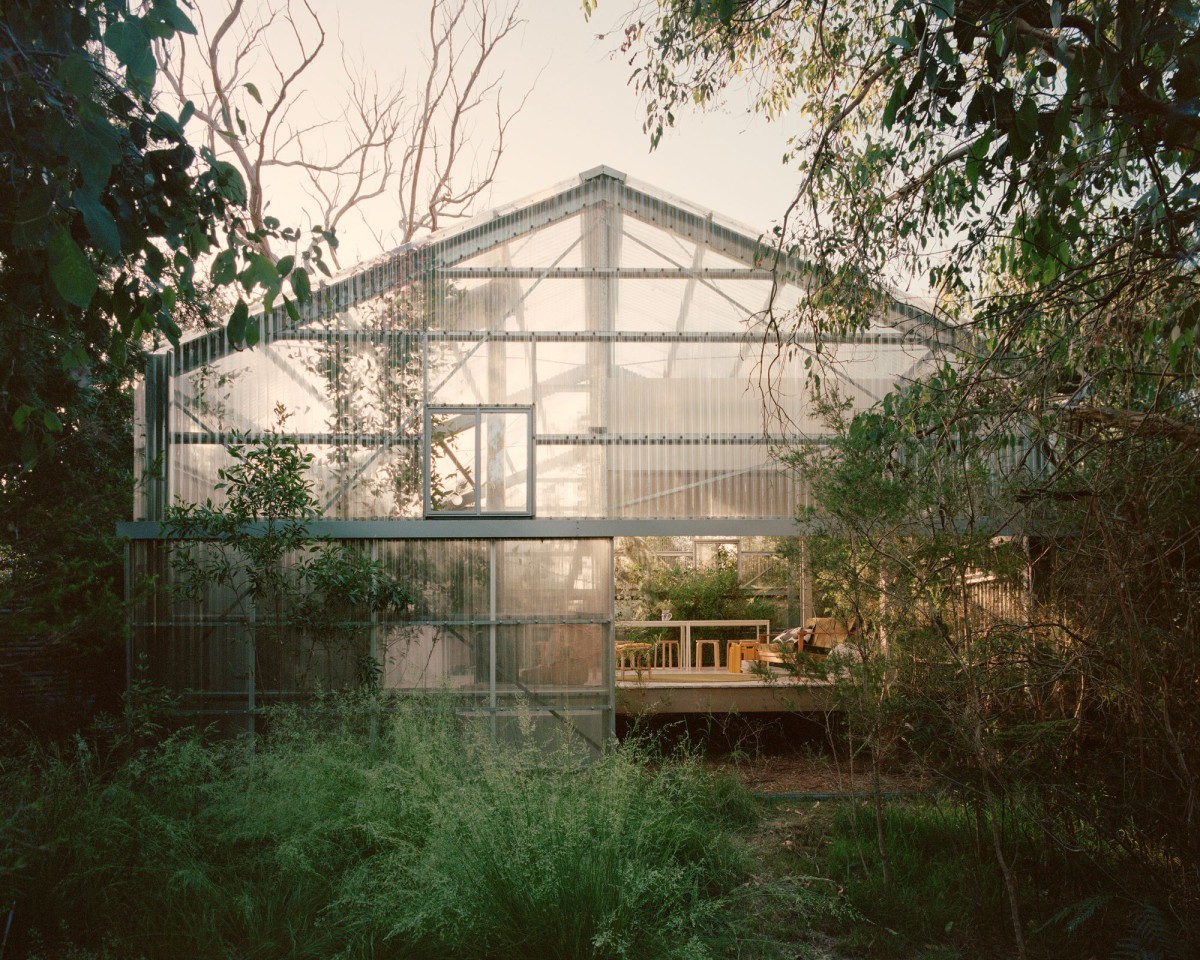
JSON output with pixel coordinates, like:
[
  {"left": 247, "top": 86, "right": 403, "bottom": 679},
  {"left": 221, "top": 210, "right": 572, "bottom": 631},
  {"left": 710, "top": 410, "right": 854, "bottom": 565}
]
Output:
[
  {"left": 526, "top": 407, "right": 534, "bottom": 516},
  {"left": 144, "top": 354, "right": 170, "bottom": 521},
  {"left": 530, "top": 339, "right": 538, "bottom": 516},
  {"left": 368, "top": 540, "right": 381, "bottom": 744},
  {"left": 422, "top": 334, "right": 431, "bottom": 516},
  {"left": 247, "top": 598, "right": 256, "bottom": 738},
  {"left": 474, "top": 409, "right": 482, "bottom": 516},
  {"left": 422, "top": 408, "right": 430, "bottom": 515},
  {"left": 369, "top": 540, "right": 380, "bottom": 670},
  {"left": 604, "top": 537, "right": 616, "bottom": 743},
  {"left": 488, "top": 539, "right": 497, "bottom": 734},
  {"left": 123, "top": 541, "right": 133, "bottom": 737}
]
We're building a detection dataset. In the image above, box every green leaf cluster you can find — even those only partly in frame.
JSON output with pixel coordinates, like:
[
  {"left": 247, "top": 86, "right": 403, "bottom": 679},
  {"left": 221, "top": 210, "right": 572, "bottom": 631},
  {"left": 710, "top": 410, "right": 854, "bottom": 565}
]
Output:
[
  {"left": 639, "top": 548, "right": 780, "bottom": 623},
  {"left": 630, "top": 1, "right": 1199, "bottom": 400},
  {"left": 161, "top": 412, "right": 412, "bottom": 695},
  {"left": 2, "top": 710, "right": 777, "bottom": 959},
  {"left": 625, "top": 0, "right": 1200, "bottom": 932},
  {"left": 0, "top": 0, "right": 332, "bottom": 473}
]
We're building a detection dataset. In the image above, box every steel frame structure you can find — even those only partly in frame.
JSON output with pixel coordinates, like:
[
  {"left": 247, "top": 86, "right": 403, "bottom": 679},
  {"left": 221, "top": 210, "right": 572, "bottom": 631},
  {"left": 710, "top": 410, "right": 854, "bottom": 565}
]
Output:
[{"left": 122, "top": 165, "right": 948, "bottom": 745}]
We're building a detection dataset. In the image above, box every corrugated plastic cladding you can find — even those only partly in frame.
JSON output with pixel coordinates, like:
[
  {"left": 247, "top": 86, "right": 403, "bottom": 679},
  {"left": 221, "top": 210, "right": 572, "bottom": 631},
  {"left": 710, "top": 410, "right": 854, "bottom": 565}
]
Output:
[{"left": 137, "top": 170, "right": 938, "bottom": 523}]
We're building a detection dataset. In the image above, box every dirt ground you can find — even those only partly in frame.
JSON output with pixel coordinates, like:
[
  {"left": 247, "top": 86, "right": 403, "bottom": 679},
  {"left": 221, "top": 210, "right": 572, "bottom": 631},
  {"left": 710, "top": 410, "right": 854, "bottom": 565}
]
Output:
[
  {"left": 708, "top": 753, "right": 929, "bottom": 795},
  {"left": 619, "top": 711, "right": 929, "bottom": 796}
]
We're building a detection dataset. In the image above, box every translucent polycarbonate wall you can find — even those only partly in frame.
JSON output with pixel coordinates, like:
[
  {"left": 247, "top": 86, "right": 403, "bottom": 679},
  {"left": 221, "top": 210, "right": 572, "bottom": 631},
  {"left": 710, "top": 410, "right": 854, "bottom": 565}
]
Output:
[
  {"left": 136, "top": 170, "right": 938, "bottom": 523},
  {"left": 129, "top": 538, "right": 613, "bottom": 747},
  {"left": 128, "top": 169, "right": 948, "bottom": 741}
]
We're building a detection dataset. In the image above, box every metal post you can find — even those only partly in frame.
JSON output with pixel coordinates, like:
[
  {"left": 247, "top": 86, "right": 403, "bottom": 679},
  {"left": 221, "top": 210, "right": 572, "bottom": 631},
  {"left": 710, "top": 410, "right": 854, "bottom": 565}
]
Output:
[
  {"left": 605, "top": 537, "right": 616, "bottom": 744},
  {"left": 369, "top": 541, "right": 380, "bottom": 747},
  {"left": 143, "top": 354, "right": 170, "bottom": 521},
  {"left": 247, "top": 601, "right": 256, "bottom": 739},
  {"left": 123, "top": 541, "right": 133, "bottom": 738},
  {"left": 488, "top": 539, "right": 497, "bottom": 737}
]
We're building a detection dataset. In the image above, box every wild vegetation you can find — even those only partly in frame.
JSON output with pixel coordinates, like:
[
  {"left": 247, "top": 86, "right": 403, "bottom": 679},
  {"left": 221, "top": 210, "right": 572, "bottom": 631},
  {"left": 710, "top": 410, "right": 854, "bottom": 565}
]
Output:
[
  {"left": 613, "top": 1, "right": 1200, "bottom": 956},
  {"left": 158, "top": 406, "right": 413, "bottom": 705},
  {"left": 755, "top": 794, "right": 1193, "bottom": 959},
  {"left": 1, "top": 0, "right": 520, "bottom": 731},
  {"left": 0, "top": 0, "right": 332, "bottom": 724},
  {"left": 617, "top": 539, "right": 784, "bottom": 624},
  {"left": 1, "top": 701, "right": 860, "bottom": 960},
  {"left": 5, "top": 1, "right": 1199, "bottom": 957}
]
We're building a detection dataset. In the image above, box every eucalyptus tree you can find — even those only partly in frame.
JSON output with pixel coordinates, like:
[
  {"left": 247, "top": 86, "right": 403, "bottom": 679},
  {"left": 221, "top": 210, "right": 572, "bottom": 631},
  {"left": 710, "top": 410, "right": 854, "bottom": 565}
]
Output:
[
  {"left": 620, "top": 1, "right": 1198, "bottom": 391},
  {"left": 158, "top": 0, "right": 527, "bottom": 267},
  {"left": 0, "top": 0, "right": 334, "bottom": 472},
  {"left": 0, "top": 0, "right": 331, "bottom": 727},
  {"left": 609, "top": 1, "right": 1200, "bottom": 950}
]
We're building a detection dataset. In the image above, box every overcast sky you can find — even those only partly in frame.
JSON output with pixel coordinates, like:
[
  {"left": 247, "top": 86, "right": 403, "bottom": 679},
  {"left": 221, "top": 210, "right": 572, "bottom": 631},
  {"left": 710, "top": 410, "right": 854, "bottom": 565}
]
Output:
[{"left": 180, "top": 0, "right": 802, "bottom": 267}]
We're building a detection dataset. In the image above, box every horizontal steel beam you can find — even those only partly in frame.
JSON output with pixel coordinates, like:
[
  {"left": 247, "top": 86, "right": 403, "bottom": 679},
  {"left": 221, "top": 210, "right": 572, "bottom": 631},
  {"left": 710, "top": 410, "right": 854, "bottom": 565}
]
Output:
[
  {"left": 117, "top": 516, "right": 804, "bottom": 540},
  {"left": 437, "top": 266, "right": 776, "bottom": 279},
  {"left": 167, "top": 431, "right": 827, "bottom": 446},
  {"left": 270, "top": 328, "right": 910, "bottom": 345},
  {"left": 120, "top": 512, "right": 1030, "bottom": 540},
  {"left": 131, "top": 616, "right": 611, "bottom": 628},
  {"left": 170, "top": 432, "right": 419, "bottom": 446}
]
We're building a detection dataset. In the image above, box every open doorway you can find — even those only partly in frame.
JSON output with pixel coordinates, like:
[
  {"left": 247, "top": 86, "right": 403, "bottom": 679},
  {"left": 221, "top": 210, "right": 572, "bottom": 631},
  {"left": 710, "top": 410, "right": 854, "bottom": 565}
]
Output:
[{"left": 614, "top": 535, "right": 806, "bottom": 626}]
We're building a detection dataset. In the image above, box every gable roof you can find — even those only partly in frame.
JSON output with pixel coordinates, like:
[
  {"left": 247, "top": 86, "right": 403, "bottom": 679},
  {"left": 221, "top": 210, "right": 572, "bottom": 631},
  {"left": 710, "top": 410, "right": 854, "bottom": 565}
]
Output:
[{"left": 168, "top": 165, "right": 957, "bottom": 374}]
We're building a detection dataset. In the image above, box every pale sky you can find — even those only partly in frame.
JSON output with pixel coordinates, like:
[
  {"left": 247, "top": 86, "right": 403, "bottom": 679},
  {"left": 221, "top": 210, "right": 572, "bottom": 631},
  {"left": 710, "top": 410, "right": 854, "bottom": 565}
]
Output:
[
  {"left": 456, "top": 1, "right": 799, "bottom": 233},
  {"left": 174, "top": 0, "right": 802, "bottom": 268}
]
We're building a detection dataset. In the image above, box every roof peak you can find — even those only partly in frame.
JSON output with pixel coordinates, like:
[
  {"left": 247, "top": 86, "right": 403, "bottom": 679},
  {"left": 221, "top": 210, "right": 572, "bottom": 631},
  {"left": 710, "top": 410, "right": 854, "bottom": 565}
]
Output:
[{"left": 578, "top": 164, "right": 627, "bottom": 184}]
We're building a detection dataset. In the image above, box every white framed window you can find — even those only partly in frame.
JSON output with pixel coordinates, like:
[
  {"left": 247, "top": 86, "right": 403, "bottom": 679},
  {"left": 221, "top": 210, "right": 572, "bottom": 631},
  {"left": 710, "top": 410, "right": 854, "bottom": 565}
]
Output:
[{"left": 424, "top": 406, "right": 534, "bottom": 517}]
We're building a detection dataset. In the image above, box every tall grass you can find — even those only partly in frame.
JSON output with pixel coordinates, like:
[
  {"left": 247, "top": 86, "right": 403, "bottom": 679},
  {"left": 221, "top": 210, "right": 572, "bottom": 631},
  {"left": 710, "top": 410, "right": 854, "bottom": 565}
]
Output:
[
  {"left": 799, "top": 798, "right": 1196, "bottom": 960},
  {"left": 2, "top": 702, "right": 784, "bottom": 960},
  {"left": 818, "top": 801, "right": 1013, "bottom": 957}
]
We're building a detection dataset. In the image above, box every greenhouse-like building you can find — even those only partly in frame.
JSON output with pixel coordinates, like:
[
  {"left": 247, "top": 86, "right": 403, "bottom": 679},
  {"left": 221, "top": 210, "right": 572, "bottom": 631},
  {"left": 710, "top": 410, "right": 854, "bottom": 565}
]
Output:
[{"left": 120, "top": 165, "right": 947, "bottom": 745}]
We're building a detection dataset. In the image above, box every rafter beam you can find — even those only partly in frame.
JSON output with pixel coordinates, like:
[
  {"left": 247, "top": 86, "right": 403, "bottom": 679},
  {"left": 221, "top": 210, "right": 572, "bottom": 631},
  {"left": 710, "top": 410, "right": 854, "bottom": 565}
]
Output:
[{"left": 437, "top": 266, "right": 772, "bottom": 279}]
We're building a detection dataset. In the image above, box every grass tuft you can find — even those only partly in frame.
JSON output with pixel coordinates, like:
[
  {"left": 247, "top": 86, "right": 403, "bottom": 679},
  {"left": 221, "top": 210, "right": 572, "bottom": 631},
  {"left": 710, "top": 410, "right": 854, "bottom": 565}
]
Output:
[{"left": 2, "top": 702, "right": 827, "bottom": 959}]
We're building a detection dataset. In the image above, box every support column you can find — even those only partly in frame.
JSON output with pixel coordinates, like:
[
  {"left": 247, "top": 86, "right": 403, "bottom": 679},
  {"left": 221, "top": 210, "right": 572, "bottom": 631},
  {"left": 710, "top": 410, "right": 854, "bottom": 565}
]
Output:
[
  {"left": 486, "top": 245, "right": 515, "bottom": 511},
  {"left": 143, "top": 353, "right": 171, "bottom": 521},
  {"left": 582, "top": 180, "right": 620, "bottom": 515},
  {"left": 488, "top": 540, "right": 498, "bottom": 736},
  {"left": 246, "top": 600, "right": 257, "bottom": 738},
  {"left": 604, "top": 537, "right": 616, "bottom": 741}
]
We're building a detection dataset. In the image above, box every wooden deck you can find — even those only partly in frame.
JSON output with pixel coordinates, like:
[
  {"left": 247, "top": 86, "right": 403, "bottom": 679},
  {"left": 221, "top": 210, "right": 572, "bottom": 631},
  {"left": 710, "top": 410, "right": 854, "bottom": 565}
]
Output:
[{"left": 615, "top": 669, "right": 835, "bottom": 715}]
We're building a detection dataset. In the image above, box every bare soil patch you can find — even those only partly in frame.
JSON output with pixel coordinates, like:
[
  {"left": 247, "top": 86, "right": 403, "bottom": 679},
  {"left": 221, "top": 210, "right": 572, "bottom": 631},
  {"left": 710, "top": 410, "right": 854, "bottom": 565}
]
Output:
[{"left": 709, "top": 753, "right": 929, "bottom": 795}]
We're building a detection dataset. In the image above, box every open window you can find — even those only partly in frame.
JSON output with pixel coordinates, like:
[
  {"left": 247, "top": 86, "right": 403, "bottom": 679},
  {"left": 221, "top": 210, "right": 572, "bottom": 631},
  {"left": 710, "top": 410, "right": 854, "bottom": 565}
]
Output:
[{"left": 424, "top": 406, "right": 534, "bottom": 516}]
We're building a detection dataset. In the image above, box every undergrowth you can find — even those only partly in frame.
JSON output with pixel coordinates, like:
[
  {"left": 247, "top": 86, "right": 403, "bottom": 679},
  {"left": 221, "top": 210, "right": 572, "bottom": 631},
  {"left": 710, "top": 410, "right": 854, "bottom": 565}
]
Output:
[
  {"left": 0, "top": 701, "right": 835, "bottom": 960},
  {"left": 780, "top": 798, "right": 1196, "bottom": 960}
]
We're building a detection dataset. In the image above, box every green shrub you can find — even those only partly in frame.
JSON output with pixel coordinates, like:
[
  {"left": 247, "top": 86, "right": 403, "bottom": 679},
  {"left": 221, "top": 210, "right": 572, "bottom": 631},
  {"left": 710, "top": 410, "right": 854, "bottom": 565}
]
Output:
[
  {"left": 797, "top": 798, "right": 1197, "bottom": 960},
  {"left": 819, "top": 801, "right": 1011, "bottom": 957},
  {"left": 2, "top": 704, "right": 801, "bottom": 960}
]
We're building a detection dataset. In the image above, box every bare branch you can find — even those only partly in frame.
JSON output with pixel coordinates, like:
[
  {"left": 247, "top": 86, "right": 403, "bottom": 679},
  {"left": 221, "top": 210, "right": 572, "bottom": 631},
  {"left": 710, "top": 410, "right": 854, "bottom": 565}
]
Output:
[
  {"left": 157, "top": 0, "right": 526, "bottom": 264},
  {"left": 397, "top": 0, "right": 527, "bottom": 242}
]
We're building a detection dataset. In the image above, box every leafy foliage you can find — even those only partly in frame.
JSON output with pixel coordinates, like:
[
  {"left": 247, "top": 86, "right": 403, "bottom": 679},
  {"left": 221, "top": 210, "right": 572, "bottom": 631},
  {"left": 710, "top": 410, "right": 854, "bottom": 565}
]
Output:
[
  {"left": 636, "top": 547, "right": 781, "bottom": 623},
  {"left": 788, "top": 368, "right": 1200, "bottom": 952},
  {"left": 0, "top": 365, "right": 132, "bottom": 731},
  {"left": 1, "top": 705, "right": 799, "bottom": 960},
  {"left": 162, "top": 407, "right": 411, "bottom": 697},
  {"left": 617, "top": 1, "right": 1200, "bottom": 951},
  {"left": 788, "top": 799, "right": 1196, "bottom": 959},
  {"left": 0, "top": 1, "right": 338, "bottom": 728},
  {"left": 624, "top": 0, "right": 1198, "bottom": 437},
  {"left": 0, "top": 0, "right": 333, "bottom": 472}
]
